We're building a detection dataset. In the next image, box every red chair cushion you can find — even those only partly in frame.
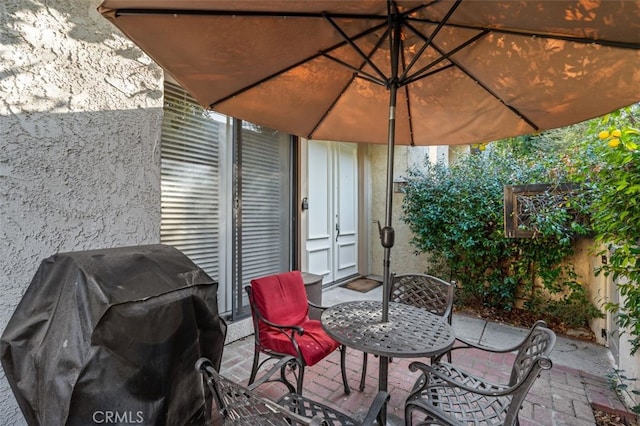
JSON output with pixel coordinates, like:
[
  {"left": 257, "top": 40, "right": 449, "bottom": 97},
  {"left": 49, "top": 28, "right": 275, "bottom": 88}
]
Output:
[
  {"left": 250, "top": 271, "right": 340, "bottom": 366},
  {"left": 259, "top": 319, "right": 340, "bottom": 366},
  {"left": 251, "top": 271, "right": 309, "bottom": 326}
]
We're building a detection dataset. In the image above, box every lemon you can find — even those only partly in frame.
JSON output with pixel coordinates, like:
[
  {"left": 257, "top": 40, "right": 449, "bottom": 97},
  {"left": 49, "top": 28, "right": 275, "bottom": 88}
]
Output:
[
  {"left": 608, "top": 138, "right": 620, "bottom": 148},
  {"left": 611, "top": 129, "right": 622, "bottom": 137},
  {"left": 598, "top": 130, "right": 610, "bottom": 139}
]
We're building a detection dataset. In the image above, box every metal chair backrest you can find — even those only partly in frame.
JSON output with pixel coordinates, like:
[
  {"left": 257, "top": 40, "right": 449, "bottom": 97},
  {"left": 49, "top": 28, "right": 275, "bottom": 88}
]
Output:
[
  {"left": 196, "top": 357, "right": 387, "bottom": 425},
  {"left": 390, "top": 273, "right": 455, "bottom": 323},
  {"left": 504, "top": 323, "right": 556, "bottom": 424},
  {"left": 510, "top": 321, "right": 556, "bottom": 386},
  {"left": 196, "top": 358, "right": 316, "bottom": 425}
]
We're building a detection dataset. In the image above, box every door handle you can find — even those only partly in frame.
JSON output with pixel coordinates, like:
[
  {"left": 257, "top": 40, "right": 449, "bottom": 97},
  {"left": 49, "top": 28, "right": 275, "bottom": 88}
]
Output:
[{"left": 335, "top": 222, "right": 340, "bottom": 242}]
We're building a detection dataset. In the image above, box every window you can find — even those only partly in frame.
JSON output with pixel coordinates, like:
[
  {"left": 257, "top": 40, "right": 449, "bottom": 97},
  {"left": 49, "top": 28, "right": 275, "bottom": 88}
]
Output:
[{"left": 161, "top": 82, "right": 293, "bottom": 318}]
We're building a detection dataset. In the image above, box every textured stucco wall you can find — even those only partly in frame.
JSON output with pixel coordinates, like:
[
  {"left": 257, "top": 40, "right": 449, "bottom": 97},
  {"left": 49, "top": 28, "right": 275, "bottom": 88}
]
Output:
[
  {"left": 368, "top": 144, "right": 434, "bottom": 277},
  {"left": 0, "top": 1, "right": 163, "bottom": 423},
  {"left": 618, "top": 284, "right": 640, "bottom": 402}
]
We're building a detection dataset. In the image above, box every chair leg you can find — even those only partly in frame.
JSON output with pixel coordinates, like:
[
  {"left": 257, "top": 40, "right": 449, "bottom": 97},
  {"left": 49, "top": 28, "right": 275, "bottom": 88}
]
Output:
[
  {"left": 404, "top": 404, "right": 414, "bottom": 426},
  {"left": 296, "top": 365, "right": 305, "bottom": 395},
  {"left": 279, "top": 360, "right": 297, "bottom": 394},
  {"left": 248, "top": 350, "right": 260, "bottom": 386},
  {"left": 359, "top": 352, "right": 368, "bottom": 391},
  {"left": 340, "top": 345, "right": 351, "bottom": 395},
  {"left": 431, "top": 351, "right": 452, "bottom": 365}
]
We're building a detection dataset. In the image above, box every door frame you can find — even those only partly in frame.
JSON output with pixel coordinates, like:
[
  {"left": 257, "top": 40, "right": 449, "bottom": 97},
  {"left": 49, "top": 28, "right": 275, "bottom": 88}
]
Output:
[{"left": 299, "top": 139, "right": 368, "bottom": 286}]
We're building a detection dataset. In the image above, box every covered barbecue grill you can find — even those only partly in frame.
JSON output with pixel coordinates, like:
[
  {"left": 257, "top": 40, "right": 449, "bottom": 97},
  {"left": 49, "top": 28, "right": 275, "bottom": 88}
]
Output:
[{"left": 1, "top": 244, "right": 226, "bottom": 425}]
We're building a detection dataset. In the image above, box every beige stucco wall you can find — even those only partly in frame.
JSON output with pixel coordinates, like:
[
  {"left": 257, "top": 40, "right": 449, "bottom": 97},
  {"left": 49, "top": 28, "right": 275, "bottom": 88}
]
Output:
[
  {"left": 367, "top": 144, "right": 435, "bottom": 277},
  {"left": 0, "top": 1, "right": 163, "bottom": 423},
  {"left": 592, "top": 267, "right": 640, "bottom": 401},
  {"left": 617, "top": 289, "right": 640, "bottom": 402},
  {"left": 580, "top": 240, "right": 640, "bottom": 399}
]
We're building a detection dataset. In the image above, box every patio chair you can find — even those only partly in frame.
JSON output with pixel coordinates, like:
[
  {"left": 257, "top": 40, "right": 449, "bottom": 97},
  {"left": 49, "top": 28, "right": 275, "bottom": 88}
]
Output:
[
  {"left": 245, "top": 271, "right": 350, "bottom": 395},
  {"left": 196, "top": 356, "right": 389, "bottom": 425},
  {"left": 404, "top": 321, "right": 556, "bottom": 426},
  {"left": 359, "top": 273, "right": 455, "bottom": 390}
]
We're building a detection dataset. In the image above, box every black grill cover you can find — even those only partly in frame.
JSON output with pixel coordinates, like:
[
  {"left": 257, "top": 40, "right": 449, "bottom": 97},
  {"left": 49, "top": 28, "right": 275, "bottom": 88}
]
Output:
[{"left": 1, "top": 244, "right": 226, "bottom": 425}]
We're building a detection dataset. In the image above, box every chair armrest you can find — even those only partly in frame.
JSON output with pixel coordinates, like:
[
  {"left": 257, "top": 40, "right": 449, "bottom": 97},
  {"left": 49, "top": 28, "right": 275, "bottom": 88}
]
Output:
[
  {"left": 449, "top": 336, "right": 517, "bottom": 354},
  {"left": 408, "top": 361, "right": 518, "bottom": 398},
  {"left": 308, "top": 300, "right": 328, "bottom": 311},
  {"left": 361, "top": 391, "right": 390, "bottom": 425},
  {"left": 259, "top": 315, "right": 305, "bottom": 335},
  {"left": 277, "top": 391, "right": 389, "bottom": 426},
  {"left": 450, "top": 319, "right": 549, "bottom": 355},
  {"left": 252, "top": 304, "right": 305, "bottom": 335},
  {"left": 253, "top": 309, "right": 307, "bottom": 357},
  {"left": 245, "top": 287, "right": 306, "bottom": 335}
]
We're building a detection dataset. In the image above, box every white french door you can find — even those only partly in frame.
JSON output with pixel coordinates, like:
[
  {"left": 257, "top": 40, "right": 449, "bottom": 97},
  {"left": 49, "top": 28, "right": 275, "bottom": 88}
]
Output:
[{"left": 303, "top": 140, "right": 358, "bottom": 284}]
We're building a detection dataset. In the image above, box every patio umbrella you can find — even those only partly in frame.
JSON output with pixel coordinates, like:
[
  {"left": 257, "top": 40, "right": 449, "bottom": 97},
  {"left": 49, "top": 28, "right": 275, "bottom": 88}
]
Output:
[{"left": 98, "top": 1, "right": 640, "bottom": 324}]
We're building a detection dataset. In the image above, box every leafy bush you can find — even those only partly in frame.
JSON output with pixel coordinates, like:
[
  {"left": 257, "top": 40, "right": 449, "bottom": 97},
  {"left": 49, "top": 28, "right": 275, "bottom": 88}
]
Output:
[
  {"left": 575, "top": 106, "right": 640, "bottom": 354},
  {"left": 526, "top": 283, "right": 603, "bottom": 329},
  {"left": 403, "top": 104, "right": 639, "bottom": 352},
  {"left": 401, "top": 146, "right": 599, "bottom": 326}
]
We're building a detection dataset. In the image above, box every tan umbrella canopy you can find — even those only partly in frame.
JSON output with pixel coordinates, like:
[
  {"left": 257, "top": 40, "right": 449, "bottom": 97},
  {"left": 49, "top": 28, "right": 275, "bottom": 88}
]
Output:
[
  {"left": 98, "top": 0, "right": 640, "bottom": 323},
  {"left": 99, "top": 1, "right": 640, "bottom": 147}
]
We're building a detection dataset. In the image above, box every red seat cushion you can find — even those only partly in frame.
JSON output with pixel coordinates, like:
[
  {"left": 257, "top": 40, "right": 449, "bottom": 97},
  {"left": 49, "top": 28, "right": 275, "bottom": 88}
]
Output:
[
  {"left": 259, "top": 319, "right": 340, "bottom": 366},
  {"left": 250, "top": 271, "right": 340, "bottom": 366},
  {"left": 251, "top": 271, "right": 309, "bottom": 326}
]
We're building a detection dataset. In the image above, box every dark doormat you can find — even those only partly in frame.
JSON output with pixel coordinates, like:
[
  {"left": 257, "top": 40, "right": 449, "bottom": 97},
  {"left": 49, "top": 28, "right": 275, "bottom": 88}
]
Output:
[{"left": 343, "top": 278, "right": 382, "bottom": 293}]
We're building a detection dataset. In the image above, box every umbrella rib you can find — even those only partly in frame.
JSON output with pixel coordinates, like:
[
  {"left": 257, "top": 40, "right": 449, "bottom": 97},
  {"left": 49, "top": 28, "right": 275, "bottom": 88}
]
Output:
[
  {"left": 399, "top": 0, "right": 462, "bottom": 82},
  {"left": 208, "top": 23, "right": 391, "bottom": 108},
  {"left": 430, "top": 42, "right": 540, "bottom": 132},
  {"left": 487, "top": 27, "right": 640, "bottom": 50},
  {"left": 311, "top": 16, "right": 402, "bottom": 137},
  {"left": 323, "top": 13, "right": 388, "bottom": 84},
  {"left": 403, "top": 29, "right": 489, "bottom": 86},
  {"left": 110, "top": 7, "right": 640, "bottom": 51},
  {"left": 306, "top": 74, "right": 359, "bottom": 140},
  {"left": 400, "top": 73, "right": 416, "bottom": 147},
  {"left": 111, "top": 8, "right": 387, "bottom": 20},
  {"left": 209, "top": 56, "right": 313, "bottom": 109},
  {"left": 405, "top": 63, "right": 455, "bottom": 85},
  {"left": 321, "top": 54, "right": 387, "bottom": 87},
  {"left": 408, "top": 17, "right": 640, "bottom": 50},
  {"left": 321, "top": 22, "right": 391, "bottom": 87}
]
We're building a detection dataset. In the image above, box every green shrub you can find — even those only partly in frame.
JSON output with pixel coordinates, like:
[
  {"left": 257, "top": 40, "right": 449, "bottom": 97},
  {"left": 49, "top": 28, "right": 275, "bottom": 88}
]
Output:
[
  {"left": 575, "top": 106, "right": 640, "bottom": 354},
  {"left": 402, "top": 145, "right": 599, "bottom": 326},
  {"left": 526, "top": 282, "right": 604, "bottom": 329},
  {"left": 403, "top": 105, "right": 639, "bottom": 352}
]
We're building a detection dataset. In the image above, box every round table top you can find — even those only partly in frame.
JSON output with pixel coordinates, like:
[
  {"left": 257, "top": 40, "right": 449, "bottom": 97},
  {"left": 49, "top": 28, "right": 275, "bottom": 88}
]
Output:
[{"left": 321, "top": 300, "right": 455, "bottom": 358}]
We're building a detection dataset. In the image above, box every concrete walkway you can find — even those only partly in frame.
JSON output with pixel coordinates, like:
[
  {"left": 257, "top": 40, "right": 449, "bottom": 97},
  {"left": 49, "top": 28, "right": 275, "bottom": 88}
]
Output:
[{"left": 221, "top": 285, "right": 637, "bottom": 425}]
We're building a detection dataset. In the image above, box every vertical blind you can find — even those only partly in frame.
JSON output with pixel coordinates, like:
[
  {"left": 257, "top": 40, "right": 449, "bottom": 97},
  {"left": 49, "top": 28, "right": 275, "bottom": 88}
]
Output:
[
  {"left": 160, "top": 82, "right": 221, "bottom": 285},
  {"left": 160, "top": 83, "right": 292, "bottom": 319},
  {"left": 239, "top": 125, "right": 291, "bottom": 304}
]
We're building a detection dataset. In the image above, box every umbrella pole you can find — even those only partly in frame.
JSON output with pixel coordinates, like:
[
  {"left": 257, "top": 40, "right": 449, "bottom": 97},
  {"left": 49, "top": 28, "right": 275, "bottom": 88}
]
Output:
[
  {"left": 381, "top": 10, "right": 401, "bottom": 324},
  {"left": 381, "top": 82, "right": 397, "bottom": 324},
  {"left": 377, "top": 17, "right": 401, "bottom": 422},
  {"left": 377, "top": 81, "right": 396, "bottom": 424}
]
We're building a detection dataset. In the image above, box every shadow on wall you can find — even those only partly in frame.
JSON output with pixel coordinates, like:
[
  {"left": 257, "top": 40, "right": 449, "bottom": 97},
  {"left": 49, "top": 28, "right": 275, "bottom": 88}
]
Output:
[{"left": 1, "top": 108, "right": 163, "bottom": 424}]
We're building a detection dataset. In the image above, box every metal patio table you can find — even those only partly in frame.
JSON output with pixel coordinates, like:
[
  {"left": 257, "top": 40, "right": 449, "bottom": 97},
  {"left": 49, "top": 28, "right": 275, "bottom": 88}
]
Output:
[{"left": 321, "top": 300, "right": 455, "bottom": 424}]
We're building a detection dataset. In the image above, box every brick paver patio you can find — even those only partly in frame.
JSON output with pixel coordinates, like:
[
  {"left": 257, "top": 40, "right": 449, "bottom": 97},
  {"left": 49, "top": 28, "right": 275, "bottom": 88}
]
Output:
[{"left": 220, "top": 334, "right": 636, "bottom": 425}]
